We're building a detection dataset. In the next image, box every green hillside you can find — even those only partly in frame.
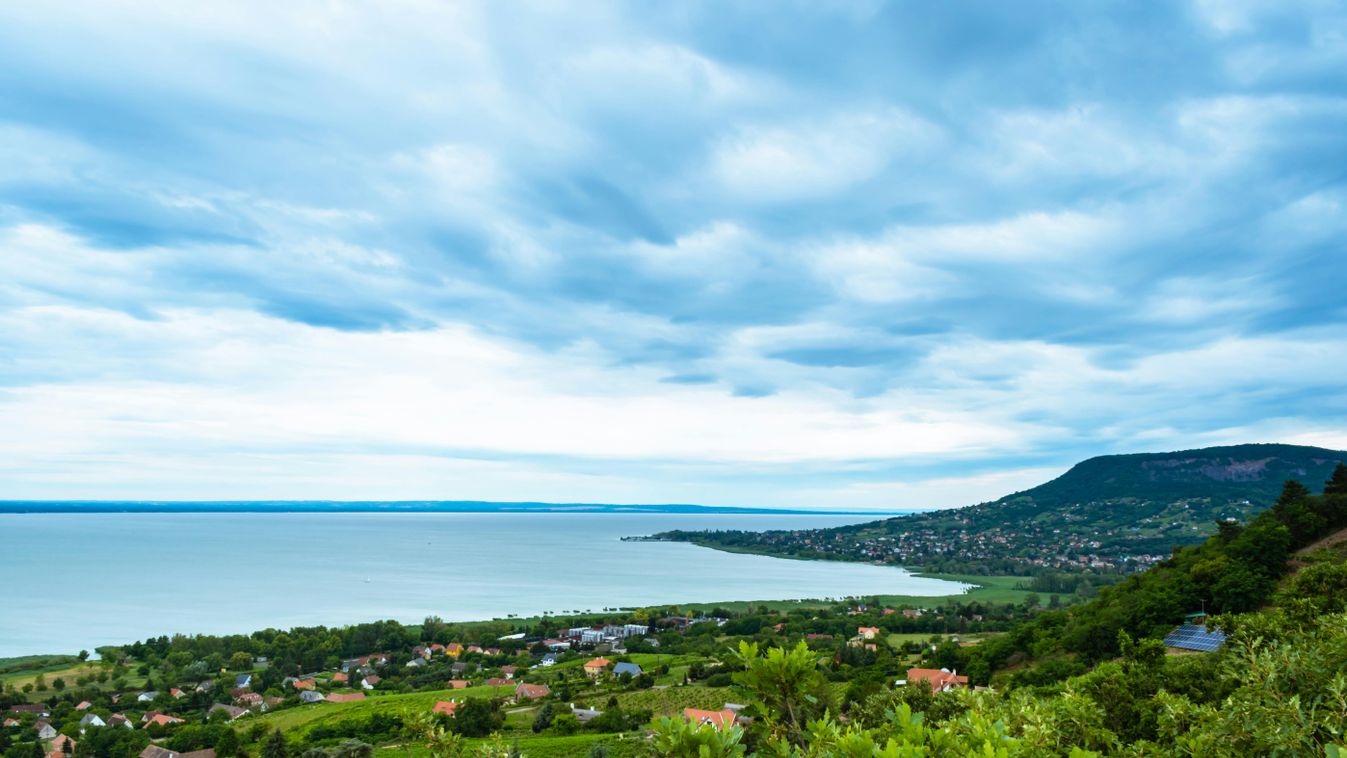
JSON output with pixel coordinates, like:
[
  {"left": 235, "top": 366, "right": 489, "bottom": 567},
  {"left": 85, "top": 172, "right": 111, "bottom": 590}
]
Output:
[{"left": 645, "top": 444, "right": 1347, "bottom": 576}]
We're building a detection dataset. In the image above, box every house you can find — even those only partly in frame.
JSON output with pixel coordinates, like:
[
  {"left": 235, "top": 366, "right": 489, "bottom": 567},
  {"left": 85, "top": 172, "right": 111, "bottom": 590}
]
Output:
[
  {"left": 292, "top": 679, "right": 316, "bottom": 690},
  {"left": 902, "top": 609, "right": 922, "bottom": 619},
  {"left": 683, "top": 708, "right": 738, "bottom": 732},
  {"left": 236, "top": 693, "right": 264, "bottom": 708},
  {"left": 361, "top": 675, "right": 381, "bottom": 690},
  {"left": 484, "top": 677, "right": 511, "bottom": 687},
  {"left": 466, "top": 645, "right": 484, "bottom": 654},
  {"left": 79, "top": 713, "right": 106, "bottom": 729},
  {"left": 583, "top": 657, "right": 611, "bottom": 678},
  {"left": 500, "top": 665, "right": 518, "bottom": 679},
  {"left": 514, "top": 683, "right": 549, "bottom": 701},
  {"left": 539, "top": 654, "right": 558, "bottom": 667},
  {"left": 902, "top": 668, "right": 968, "bottom": 693},
  {"left": 75, "top": 701, "right": 93, "bottom": 711},
  {"left": 207, "top": 703, "right": 248, "bottom": 721},
  {"left": 109, "top": 714, "right": 133, "bottom": 729},
  {"left": 11, "top": 704, "right": 50, "bottom": 717},
  {"left": 450, "top": 661, "right": 469, "bottom": 675},
  {"left": 3, "top": 718, "right": 19, "bottom": 728},
  {"left": 432, "top": 701, "right": 459, "bottom": 717},
  {"left": 406, "top": 657, "right": 428, "bottom": 668},
  {"left": 805, "top": 634, "right": 832, "bottom": 641},
  {"left": 613, "top": 662, "right": 642, "bottom": 678},
  {"left": 857, "top": 626, "right": 881, "bottom": 640},
  {"left": 36, "top": 722, "right": 58, "bottom": 740},
  {"left": 571, "top": 706, "right": 602, "bottom": 723},
  {"left": 196, "top": 680, "right": 214, "bottom": 693},
  {"left": 332, "top": 672, "right": 349, "bottom": 684},
  {"left": 234, "top": 674, "right": 252, "bottom": 690},
  {"left": 445, "top": 643, "right": 464, "bottom": 657},
  {"left": 299, "top": 691, "right": 325, "bottom": 704},
  {"left": 143, "top": 713, "right": 184, "bottom": 728},
  {"left": 326, "top": 692, "right": 365, "bottom": 703},
  {"left": 169, "top": 688, "right": 186, "bottom": 699},
  {"left": 49, "top": 735, "right": 76, "bottom": 753},
  {"left": 542, "top": 639, "right": 570, "bottom": 651}
]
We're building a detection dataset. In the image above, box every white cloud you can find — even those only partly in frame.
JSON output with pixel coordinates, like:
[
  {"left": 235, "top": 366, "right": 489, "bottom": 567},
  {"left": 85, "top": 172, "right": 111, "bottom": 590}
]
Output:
[{"left": 710, "top": 108, "right": 941, "bottom": 202}]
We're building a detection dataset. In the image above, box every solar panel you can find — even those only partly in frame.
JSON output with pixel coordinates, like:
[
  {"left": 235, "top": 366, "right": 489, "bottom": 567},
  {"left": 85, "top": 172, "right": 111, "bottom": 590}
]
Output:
[{"left": 1163, "top": 623, "right": 1226, "bottom": 651}]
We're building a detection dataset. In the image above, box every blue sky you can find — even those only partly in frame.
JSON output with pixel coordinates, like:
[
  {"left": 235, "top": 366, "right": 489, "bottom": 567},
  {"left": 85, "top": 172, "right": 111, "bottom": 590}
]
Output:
[{"left": 2, "top": 1, "right": 1346, "bottom": 508}]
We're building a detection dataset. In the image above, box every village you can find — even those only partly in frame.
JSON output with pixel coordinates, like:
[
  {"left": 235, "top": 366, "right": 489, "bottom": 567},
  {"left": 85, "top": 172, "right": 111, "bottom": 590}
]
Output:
[{"left": 0, "top": 600, "right": 1023, "bottom": 758}]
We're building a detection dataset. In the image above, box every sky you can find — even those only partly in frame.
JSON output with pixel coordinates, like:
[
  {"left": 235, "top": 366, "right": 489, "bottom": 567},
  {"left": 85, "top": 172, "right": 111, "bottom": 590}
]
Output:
[{"left": 2, "top": 1, "right": 1346, "bottom": 510}]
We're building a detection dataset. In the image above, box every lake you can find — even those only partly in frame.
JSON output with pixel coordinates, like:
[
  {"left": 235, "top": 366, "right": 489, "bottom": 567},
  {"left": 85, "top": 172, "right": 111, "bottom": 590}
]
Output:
[{"left": 0, "top": 512, "right": 965, "bottom": 656}]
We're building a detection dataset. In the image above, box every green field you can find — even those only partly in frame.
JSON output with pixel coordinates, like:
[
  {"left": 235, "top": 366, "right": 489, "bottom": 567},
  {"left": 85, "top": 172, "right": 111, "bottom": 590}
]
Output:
[
  {"left": 245, "top": 684, "right": 518, "bottom": 734},
  {"left": 376, "top": 732, "right": 648, "bottom": 758},
  {"left": 668, "top": 572, "right": 1064, "bottom": 614}
]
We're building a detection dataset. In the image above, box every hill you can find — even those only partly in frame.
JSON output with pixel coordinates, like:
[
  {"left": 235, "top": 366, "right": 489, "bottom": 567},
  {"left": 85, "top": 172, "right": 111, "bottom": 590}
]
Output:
[{"left": 643, "top": 443, "right": 1347, "bottom": 576}]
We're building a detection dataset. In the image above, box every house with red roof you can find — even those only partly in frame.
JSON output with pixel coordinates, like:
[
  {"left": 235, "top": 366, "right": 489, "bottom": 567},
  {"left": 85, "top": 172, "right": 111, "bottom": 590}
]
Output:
[
  {"left": 447, "top": 679, "right": 469, "bottom": 689},
  {"left": 903, "top": 667, "right": 968, "bottom": 693},
  {"left": 582, "top": 658, "right": 610, "bottom": 678},
  {"left": 683, "top": 708, "right": 738, "bottom": 732},
  {"left": 514, "top": 682, "right": 549, "bottom": 701},
  {"left": 857, "top": 626, "right": 881, "bottom": 640},
  {"left": 326, "top": 692, "right": 365, "bottom": 703},
  {"left": 484, "top": 677, "right": 511, "bottom": 687},
  {"left": 432, "top": 700, "right": 459, "bottom": 717},
  {"left": 291, "top": 679, "right": 316, "bottom": 690},
  {"left": 142, "top": 713, "right": 184, "bottom": 728},
  {"left": 75, "top": 701, "right": 92, "bottom": 711},
  {"left": 361, "top": 675, "right": 381, "bottom": 690},
  {"left": 331, "top": 672, "right": 348, "bottom": 684}
]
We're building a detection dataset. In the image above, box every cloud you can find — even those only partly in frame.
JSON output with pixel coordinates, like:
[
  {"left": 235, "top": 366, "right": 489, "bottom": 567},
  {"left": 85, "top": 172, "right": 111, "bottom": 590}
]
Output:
[{"left": 0, "top": 1, "right": 1345, "bottom": 505}]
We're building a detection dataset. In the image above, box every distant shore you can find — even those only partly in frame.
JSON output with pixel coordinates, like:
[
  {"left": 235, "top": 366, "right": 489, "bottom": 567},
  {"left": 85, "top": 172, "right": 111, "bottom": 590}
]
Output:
[{"left": 0, "top": 500, "right": 911, "bottom": 516}]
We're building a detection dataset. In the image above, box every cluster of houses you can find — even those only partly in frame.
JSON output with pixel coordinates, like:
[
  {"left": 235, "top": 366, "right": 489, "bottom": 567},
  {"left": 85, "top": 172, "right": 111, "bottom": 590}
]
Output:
[{"left": 5, "top": 702, "right": 212, "bottom": 758}]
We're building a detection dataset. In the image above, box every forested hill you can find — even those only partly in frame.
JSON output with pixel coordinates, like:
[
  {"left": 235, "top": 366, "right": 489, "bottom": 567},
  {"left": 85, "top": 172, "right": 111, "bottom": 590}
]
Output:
[
  {"left": 645, "top": 443, "right": 1347, "bottom": 575},
  {"left": 1003, "top": 443, "right": 1345, "bottom": 510}
]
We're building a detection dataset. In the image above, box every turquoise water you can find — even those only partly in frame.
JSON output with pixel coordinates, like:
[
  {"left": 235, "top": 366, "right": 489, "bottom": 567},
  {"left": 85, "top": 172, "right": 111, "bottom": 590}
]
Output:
[{"left": 0, "top": 512, "right": 965, "bottom": 656}]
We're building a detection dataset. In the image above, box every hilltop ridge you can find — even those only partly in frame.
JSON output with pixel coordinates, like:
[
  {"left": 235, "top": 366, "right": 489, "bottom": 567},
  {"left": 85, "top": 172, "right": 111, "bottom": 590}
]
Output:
[{"left": 646, "top": 443, "right": 1347, "bottom": 576}]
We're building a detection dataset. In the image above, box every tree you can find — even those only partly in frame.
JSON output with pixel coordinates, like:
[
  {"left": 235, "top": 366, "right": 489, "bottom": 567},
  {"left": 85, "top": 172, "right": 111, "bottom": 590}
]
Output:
[
  {"left": 77, "top": 651, "right": 89, "bottom": 662},
  {"left": 531, "top": 702, "right": 554, "bottom": 733},
  {"left": 451, "top": 698, "right": 503, "bottom": 738},
  {"left": 1325, "top": 463, "right": 1347, "bottom": 496},
  {"left": 650, "top": 717, "right": 744, "bottom": 758},
  {"left": 261, "top": 729, "right": 289, "bottom": 758},
  {"left": 731, "top": 641, "right": 831, "bottom": 746},
  {"left": 410, "top": 714, "right": 465, "bottom": 758},
  {"left": 215, "top": 727, "right": 240, "bottom": 758},
  {"left": 229, "top": 652, "right": 253, "bottom": 672}
]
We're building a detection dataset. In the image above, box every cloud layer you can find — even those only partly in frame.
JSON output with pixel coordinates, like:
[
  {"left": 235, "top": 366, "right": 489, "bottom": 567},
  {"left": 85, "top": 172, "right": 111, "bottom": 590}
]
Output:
[{"left": 2, "top": 1, "right": 1346, "bottom": 508}]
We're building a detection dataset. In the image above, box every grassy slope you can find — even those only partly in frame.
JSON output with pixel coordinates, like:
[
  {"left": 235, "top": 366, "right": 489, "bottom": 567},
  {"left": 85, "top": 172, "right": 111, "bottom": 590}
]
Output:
[{"left": 247, "top": 684, "right": 518, "bottom": 733}]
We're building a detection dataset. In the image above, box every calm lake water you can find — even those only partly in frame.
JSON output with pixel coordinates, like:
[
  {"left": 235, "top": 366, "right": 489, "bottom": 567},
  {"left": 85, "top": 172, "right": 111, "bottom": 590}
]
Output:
[{"left": 0, "top": 512, "right": 965, "bottom": 656}]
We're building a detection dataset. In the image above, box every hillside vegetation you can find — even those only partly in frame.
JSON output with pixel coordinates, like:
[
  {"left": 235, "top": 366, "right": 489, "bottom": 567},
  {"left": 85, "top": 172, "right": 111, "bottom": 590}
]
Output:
[{"left": 645, "top": 443, "right": 1347, "bottom": 576}]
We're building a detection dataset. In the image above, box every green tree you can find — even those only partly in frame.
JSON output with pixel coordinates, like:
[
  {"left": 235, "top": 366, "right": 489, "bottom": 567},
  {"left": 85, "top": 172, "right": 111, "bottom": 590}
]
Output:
[
  {"left": 650, "top": 717, "right": 744, "bottom": 758},
  {"left": 261, "top": 729, "right": 289, "bottom": 758},
  {"left": 731, "top": 641, "right": 831, "bottom": 746},
  {"left": 215, "top": 726, "right": 240, "bottom": 758},
  {"left": 229, "top": 652, "right": 253, "bottom": 672}
]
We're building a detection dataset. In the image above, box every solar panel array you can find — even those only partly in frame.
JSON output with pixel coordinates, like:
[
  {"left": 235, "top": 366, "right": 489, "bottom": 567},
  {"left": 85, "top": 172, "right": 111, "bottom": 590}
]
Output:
[{"left": 1163, "top": 623, "right": 1226, "bottom": 652}]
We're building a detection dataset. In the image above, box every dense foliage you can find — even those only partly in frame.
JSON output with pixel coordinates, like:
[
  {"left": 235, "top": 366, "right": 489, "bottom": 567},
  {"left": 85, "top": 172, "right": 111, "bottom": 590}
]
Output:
[{"left": 646, "top": 444, "right": 1346, "bottom": 575}]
